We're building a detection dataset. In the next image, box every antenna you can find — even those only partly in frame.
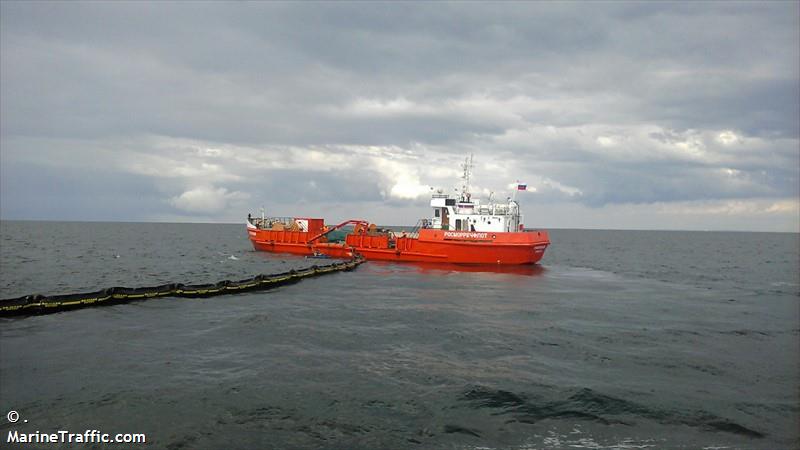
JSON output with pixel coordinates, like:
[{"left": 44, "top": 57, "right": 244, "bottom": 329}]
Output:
[
  {"left": 512, "top": 180, "right": 518, "bottom": 202},
  {"left": 460, "top": 153, "right": 474, "bottom": 201}
]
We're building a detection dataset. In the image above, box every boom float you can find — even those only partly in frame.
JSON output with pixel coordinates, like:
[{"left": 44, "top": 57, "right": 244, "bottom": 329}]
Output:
[{"left": 0, "top": 257, "right": 364, "bottom": 318}]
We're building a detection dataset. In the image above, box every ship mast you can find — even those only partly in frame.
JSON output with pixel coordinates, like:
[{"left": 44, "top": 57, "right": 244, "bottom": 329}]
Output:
[{"left": 460, "top": 153, "right": 474, "bottom": 202}]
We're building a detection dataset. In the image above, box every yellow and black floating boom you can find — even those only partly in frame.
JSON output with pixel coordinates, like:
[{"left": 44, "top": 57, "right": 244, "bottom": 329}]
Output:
[{"left": 0, "top": 257, "right": 364, "bottom": 318}]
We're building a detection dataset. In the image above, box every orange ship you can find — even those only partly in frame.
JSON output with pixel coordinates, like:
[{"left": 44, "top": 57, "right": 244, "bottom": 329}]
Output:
[{"left": 247, "top": 156, "right": 550, "bottom": 265}]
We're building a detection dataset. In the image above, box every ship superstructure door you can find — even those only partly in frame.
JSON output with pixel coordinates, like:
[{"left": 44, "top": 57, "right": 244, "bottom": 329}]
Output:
[
  {"left": 430, "top": 196, "right": 454, "bottom": 230},
  {"left": 432, "top": 208, "right": 443, "bottom": 229}
]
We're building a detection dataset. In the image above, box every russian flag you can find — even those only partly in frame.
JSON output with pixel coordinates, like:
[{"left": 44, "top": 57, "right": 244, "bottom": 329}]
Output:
[{"left": 517, "top": 183, "right": 527, "bottom": 191}]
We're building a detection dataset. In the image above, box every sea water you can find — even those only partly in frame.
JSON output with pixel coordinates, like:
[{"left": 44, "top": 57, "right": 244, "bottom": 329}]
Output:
[{"left": 1, "top": 221, "right": 798, "bottom": 449}]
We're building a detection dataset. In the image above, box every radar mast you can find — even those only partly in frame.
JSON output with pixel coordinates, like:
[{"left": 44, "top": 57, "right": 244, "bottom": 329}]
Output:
[{"left": 460, "top": 153, "right": 474, "bottom": 202}]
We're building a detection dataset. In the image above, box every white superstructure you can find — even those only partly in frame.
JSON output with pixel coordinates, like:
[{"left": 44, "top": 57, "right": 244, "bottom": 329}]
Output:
[{"left": 426, "top": 155, "right": 524, "bottom": 233}]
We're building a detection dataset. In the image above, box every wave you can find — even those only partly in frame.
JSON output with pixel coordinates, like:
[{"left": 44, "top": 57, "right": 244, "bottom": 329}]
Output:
[{"left": 460, "top": 386, "right": 765, "bottom": 438}]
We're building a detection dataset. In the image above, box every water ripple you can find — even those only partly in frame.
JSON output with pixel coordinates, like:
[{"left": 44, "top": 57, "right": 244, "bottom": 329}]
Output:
[{"left": 460, "top": 386, "right": 765, "bottom": 438}]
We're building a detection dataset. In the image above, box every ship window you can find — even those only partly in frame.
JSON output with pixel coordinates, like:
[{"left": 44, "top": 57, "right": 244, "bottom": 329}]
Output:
[
  {"left": 455, "top": 219, "right": 462, "bottom": 230},
  {"left": 435, "top": 209, "right": 440, "bottom": 218}
]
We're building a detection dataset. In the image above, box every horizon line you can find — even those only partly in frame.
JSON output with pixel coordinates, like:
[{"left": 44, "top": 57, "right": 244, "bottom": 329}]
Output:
[{"left": 0, "top": 218, "right": 797, "bottom": 234}]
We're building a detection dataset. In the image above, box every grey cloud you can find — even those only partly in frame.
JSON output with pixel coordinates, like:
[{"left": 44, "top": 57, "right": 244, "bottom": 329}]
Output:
[
  {"left": 4, "top": 2, "right": 796, "bottom": 143},
  {"left": 517, "top": 156, "right": 796, "bottom": 207},
  {"left": 1, "top": 2, "right": 797, "bottom": 229},
  {"left": 233, "top": 168, "right": 386, "bottom": 207},
  {"left": 0, "top": 161, "right": 170, "bottom": 221}
]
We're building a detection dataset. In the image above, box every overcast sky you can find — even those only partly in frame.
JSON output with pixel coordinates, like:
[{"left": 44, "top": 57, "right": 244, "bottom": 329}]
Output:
[{"left": 1, "top": 2, "right": 798, "bottom": 231}]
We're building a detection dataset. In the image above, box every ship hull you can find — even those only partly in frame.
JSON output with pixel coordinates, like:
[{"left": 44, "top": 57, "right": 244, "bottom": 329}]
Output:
[{"left": 248, "top": 226, "right": 549, "bottom": 265}]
